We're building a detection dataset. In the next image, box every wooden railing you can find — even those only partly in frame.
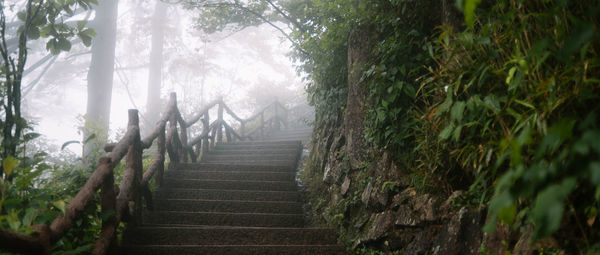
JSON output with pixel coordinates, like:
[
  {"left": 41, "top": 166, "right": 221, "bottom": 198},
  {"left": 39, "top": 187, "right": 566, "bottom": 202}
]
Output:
[{"left": 0, "top": 92, "right": 290, "bottom": 254}]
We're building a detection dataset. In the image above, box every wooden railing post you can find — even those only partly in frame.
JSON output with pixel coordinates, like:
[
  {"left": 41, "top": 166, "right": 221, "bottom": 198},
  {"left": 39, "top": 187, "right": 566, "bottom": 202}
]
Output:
[
  {"left": 179, "top": 118, "right": 188, "bottom": 163},
  {"left": 201, "top": 109, "right": 210, "bottom": 158},
  {"left": 225, "top": 126, "right": 232, "bottom": 142},
  {"left": 93, "top": 157, "right": 116, "bottom": 255},
  {"left": 129, "top": 110, "right": 143, "bottom": 226},
  {"left": 117, "top": 110, "right": 143, "bottom": 226},
  {"left": 166, "top": 100, "right": 179, "bottom": 166},
  {"left": 217, "top": 99, "right": 224, "bottom": 144},
  {"left": 155, "top": 124, "right": 166, "bottom": 187},
  {"left": 240, "top": 121, "right": 246, "bottom": 139},
  {"left": 260, "top": 112, "right": 264, "bottom": 138},
  {"left": 274, "top": 101, "right": 281, "bottom": 131}
]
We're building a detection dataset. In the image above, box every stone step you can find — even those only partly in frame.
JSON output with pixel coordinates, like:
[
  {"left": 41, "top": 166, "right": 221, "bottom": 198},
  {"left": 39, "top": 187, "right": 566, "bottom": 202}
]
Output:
[
  {"left": 199, "top": 160, "right": 297, "bottom": 167},
  {"left": 120, "top": 244, "right": 346, "bottom": 255},
  {"left": 201, "top": 154, "right": 299, "bottom": 161},
  {"left": 206, "top": 149, "right": 300, "bottom": 155},
  {"left": 264, "top": 131, "right": 311, "bottom": 137},
  {"left": 154, "top": 188, "right": 301, "bottom": 202},
  {"left": 161, "top": 179, "right": 298, "bottom": 191},
  {"left": 153, "top": 199, "right": 303, "bottom": 214},
  {"left": 263, "top": 134, "right": 310, "bottom": 139},
  {"left": 163, "top": 170, "right": 296, "bottom": 182},
  {"left": 268, "top": 129, "right": 313, "bottom": 135},
  {"left": 123, "top": 226, "right": 338, "bottom": 246},
  {"left": 261, "top": 137, "right": 309, "bottom": 142},
  {"left": 216, "top": 140, "right": 301, "bottom": 146},
  {"left": 173, "top": 163, "right": 295, "bottom": 172},
  {"left": 214, "top": 144, "right": 300, "bottom": 150},
  {"left": 143, "top": 211, "right": 304, "bottom": 227}
]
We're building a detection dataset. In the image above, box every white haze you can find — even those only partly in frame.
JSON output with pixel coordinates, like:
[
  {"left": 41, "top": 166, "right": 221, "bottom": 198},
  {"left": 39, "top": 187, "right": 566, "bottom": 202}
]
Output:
[{"left": 20, "top": 2, "right": 305, "bottom": 155}]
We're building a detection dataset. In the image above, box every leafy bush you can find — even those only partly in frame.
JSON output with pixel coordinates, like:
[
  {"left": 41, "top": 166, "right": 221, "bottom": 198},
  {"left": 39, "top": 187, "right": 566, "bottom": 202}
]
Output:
[{"left": 296, "top": 0, "right": 600, "bottom": 251}]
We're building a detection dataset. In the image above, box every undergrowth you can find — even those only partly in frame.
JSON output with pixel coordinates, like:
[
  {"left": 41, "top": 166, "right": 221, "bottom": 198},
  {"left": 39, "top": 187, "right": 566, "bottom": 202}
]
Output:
[{"left": 297, "top": 0, "right": 600, "bottom": 252}]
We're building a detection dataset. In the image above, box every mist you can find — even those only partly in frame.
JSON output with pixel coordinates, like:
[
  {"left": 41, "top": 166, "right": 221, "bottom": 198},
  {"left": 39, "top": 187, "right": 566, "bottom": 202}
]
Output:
[{"left": 18, "top": 0, "right": 306, "bottom": 156}]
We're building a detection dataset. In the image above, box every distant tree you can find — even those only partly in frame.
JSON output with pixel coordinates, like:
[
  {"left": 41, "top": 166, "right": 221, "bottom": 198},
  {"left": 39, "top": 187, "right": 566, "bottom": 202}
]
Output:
[
  {"left": 144, "top": 0, "right": 168, "bottom": 132},
  {"left": 83, "top": 0, "right": 118, "bottom": 161},
  {"left": 0, "top": 0, "right": 96, "bottom": 175}
]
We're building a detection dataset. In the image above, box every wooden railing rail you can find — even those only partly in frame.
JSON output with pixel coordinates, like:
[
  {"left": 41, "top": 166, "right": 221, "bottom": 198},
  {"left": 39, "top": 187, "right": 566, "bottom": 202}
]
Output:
[{"left": 0, "top": 92, "right": 293, "bottom": 255}]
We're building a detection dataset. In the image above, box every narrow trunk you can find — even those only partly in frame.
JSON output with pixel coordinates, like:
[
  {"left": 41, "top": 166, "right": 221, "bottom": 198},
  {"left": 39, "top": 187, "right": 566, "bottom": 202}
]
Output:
[
  {"left": 83, "top": 0, "right": 118, "bottom": 160},
  {"left": 144, "top": 1, "right": 167, "bottom": 132}
]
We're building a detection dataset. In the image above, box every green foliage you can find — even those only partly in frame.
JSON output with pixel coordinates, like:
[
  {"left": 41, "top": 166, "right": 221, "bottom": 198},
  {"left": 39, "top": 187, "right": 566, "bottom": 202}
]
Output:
[
  {"left": 190, "top": 0, "right": 600, "bottom": 252},
  {"left": 1, "top": 0, "right": 97, "bottom": 177},
  {"left": 184, "top": 0, "right": 269, "bottom": 35},
  {"left": 423, "top": 0, "right": 600, "bottom": 247},
  {"left": 12, "top": 0, "right": 97, "bottom": 54}
]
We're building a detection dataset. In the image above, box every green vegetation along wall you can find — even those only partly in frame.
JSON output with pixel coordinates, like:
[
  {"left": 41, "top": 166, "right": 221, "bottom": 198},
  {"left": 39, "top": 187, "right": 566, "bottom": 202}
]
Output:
[{"left": 295, "top": 0, "right": 600, "bottom": 254}]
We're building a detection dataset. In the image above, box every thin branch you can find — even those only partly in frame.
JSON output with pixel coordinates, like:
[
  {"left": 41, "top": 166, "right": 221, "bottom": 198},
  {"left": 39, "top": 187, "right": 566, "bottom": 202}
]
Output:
[
  {"left": 22, "top": 54, "right": 58, "bottom": 97},
  {"left": 262, "top": 0, "right": 305, "bottom": 31},
  {"left": 188, "top": 1, "right": 309, "bottom": 56}
]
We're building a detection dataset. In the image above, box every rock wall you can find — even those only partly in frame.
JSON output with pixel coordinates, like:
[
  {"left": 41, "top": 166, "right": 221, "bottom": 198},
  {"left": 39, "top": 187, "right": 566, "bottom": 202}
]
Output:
[
  {"left": 300, "top": 11, "right": 531, "bottom": 254},
  {"left": 300, "top": 2, "right": 561, "bottom": 254}
]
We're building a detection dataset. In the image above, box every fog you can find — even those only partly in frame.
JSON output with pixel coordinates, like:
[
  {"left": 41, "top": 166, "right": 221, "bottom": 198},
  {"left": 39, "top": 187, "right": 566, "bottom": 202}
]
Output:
[{"left": 18, "top": 1, "right": 305, "bottom": 155}]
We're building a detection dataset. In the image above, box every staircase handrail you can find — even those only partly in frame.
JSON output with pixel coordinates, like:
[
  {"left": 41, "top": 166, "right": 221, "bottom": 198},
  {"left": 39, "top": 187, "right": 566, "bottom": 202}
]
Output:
[{"left": 0, "top": 92, "right": 294, "bottom": 255}]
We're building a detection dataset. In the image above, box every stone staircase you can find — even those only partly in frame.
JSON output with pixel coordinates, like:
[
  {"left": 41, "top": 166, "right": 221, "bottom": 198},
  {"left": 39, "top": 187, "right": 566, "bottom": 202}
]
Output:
[
  {"left": 262, "top": 127, "right": 312, "bottom": 144},
  {"left": 120, "top": 129, "right": 344, "bottom": 254}
]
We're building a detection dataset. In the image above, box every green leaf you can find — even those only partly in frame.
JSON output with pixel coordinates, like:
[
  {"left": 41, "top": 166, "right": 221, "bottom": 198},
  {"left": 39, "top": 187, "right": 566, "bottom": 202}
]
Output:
[
  {"left": 22, "top": 208, "right": 37, "bottom": 227},
  {"left": 452, "top": 124, "right": 463, "bottom": 142},
  {"left": 497, "top": 203, "right": 517, "bottom": 225},
  {"left": 450, "top": 101, "right": 466, "bottom": 122},
  {"left": 61, "top": 140, "right": 80, "bottom": 150},
  {"left": 513, "top": 99, "right": 535, "bottom": 110},
  {"left": 23, "top": 132, "right": 41, "bottom": 142},
  {"left": 464, "top": 0, "right": 481, "bottom": 29},
  {"left": 40, "top": 25, "right": 54, "bottom": 37},
  {"left": 77, "top": 20, "right": 87, "bottom": 30},
  {"left": 16, "top": 167, "right": 44, "bottom": 190},
  {"left": 17, "top": 11, "right": 26, "bottom": 21},
  {"left": 46, "top": 39, "right": 60, "bottom": 55},
  {"left": 57, "top": 37, "right": 71, "bottom": 51},
  {"left": 7, "top": 210, "right": 22, "bottom": 231},
  {"left": 79, "top": 34, "right": 92, "bottom": 47},
  {"left": 483, "top": 94, "right": 501, "bottom": 112},
  {"left": 484, "top": 190, "right": 514, "bottom": 233},
  {"left": 531, "top": 178, "right": 576, "bottom": 240},
  {"left": 3, "top": 156, "right": 19, "bottom": 178},
  {"left": 436, "top": 90, "right": 453, "bottom": 117},
  {"left": 83, "top": 133, "right": 97, "bottom": 144},
  {"left": 53, "top": 200, "right": 66, "bottom": 215},
  {"left": 505, "top": 66, "right": 517, "bottom": 85},
  {"left": 81, "top": 28, "right": 97, "bottom": 37},
  {"left": 439, "top": 123, "right": 455, "bottom": 141},
  {"left": 27, "top": 27, "right": 40, "bottom": 40}
]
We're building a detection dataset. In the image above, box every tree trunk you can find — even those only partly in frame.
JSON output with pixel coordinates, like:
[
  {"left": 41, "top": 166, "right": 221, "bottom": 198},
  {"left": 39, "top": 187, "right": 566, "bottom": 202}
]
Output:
[
  {"left": 83, "top": 0, "right": 119, "bottom": 161},
  {"left": 144, "top": 1, "right": 167, "bottom": 133}
]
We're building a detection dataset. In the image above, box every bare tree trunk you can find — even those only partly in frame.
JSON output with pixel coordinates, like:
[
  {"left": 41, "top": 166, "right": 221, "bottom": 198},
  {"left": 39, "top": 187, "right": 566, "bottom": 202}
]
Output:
[
  {"left": 83, "top": 0, "right": 118, "bottom": 162},
  {"left": 144, "top": 1, "right": 167, "bottom": 133}
]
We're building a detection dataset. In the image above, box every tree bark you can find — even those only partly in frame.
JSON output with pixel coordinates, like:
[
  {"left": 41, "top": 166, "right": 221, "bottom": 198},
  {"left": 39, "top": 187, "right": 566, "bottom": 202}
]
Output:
[
  {"left": 144, "top": 1, "right": 167, "bottom": 133},
  {"left": 83, "top": 0, "right": 119, "bottom": 160}
]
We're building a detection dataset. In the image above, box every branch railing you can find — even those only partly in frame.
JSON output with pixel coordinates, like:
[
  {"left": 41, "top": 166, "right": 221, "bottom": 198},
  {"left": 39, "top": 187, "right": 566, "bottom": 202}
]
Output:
[{"left": 0, "top": 92, "right": 290, "bottom": 254}]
